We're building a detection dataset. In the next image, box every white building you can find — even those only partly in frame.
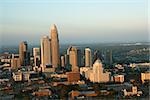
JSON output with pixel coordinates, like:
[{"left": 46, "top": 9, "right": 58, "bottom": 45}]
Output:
[
  {"left": 92, "top": 59, "right": 110, "bottom": 83},
  {"left": 80, "top": 59, "right": 110, "bottom": 83}
]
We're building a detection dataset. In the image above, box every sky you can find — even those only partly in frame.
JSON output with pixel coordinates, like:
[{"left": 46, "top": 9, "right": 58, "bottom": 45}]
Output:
[{"left": 0, "top": 0, "right": 149, "bottom": 46}]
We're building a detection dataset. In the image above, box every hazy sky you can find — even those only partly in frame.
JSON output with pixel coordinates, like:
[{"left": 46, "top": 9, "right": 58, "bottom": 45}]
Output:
[{"left": 0, "top": 0, "right": 149, "bottom": 46}]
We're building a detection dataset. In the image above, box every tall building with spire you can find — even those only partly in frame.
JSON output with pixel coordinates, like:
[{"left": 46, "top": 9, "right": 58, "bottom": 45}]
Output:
[
  {"left": 41, "top": 36, "right": 51, "bottom": 66},
  {"left": 50, "top": 24, "right": 60, "bottom": 68}
]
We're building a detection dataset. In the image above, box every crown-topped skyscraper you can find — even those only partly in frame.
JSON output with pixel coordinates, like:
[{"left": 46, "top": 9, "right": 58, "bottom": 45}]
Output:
[{"left": 50, "top": 24, "right": 60, "bottom": 68}]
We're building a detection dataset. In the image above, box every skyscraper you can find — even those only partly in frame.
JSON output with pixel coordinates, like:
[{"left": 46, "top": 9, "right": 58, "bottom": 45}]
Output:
[
  {"left": 61, "top": 55, "right": 65, "bottom": 67},
  {"left": 77, "top": 49, "right": 82, "bottom": 67},
  {"left": 33, "top": 48, "right": 40, "bottom": 67},
  {"left": 19, "top": 41, "right": 29, "bottom": 66},
  {"left": 105, "top": 50, "right": 113, "bottom": 66},
  {"left": 50, "top": 24, "right": 60, "bottom": 68},
  {"left": 41, "top": 36, "right": 51, "bottom": 66},
  {"left": 85, "top": 48, "right": 92, "bottom": 67},
  {"left": 64, "top": 54, "right": 69, "bottom": 66},
  {"left": 68, "top": 46, "right": 79, "bottom": 72}
]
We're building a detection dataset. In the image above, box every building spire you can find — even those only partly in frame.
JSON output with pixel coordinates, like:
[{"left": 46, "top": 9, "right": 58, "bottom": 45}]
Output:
[{"left": 51, "top": 24, "right": 57, "bottom": 30}]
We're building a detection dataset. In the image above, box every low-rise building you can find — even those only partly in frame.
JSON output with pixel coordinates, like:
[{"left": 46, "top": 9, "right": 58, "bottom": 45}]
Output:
[
  {"left": 50, "top": 73, "right": 67, "bottom": 78},
  {"left": 69, "top": 90, "right": 97, "bottom": 99},
  {"left": 22, "top": 72, "right": 30, "bottom": 81},
  {"left": 141, "top": 71, "right": 150, "bottom": 83},
  {"left": 123, "top": 86, "right": 142, "bottom": 97},
  {"left": 115, "top": 64, "right": 124, "bottom": 71},
  {"left": 80, "top": 67, "right": 91, "bottom": 79},
  {"left": 11, "top": 58, "right": 20, "bottom": 69},
  {"left": 66, "top": 72, "right": 80, "bottom": 82},
  {"left": 32, "top": 89, "right": 52, "bottom": 96},
  {"left": 11, "top": 54, "right": 20, "bottom": 69},
  {"left": 12, "top": 70, "right": 41, "bottom": 81},
  {"left": 12, "top": 71, "right": 22, "bottom": 81},
  {"left": 41, "top": 64, "right": 55, "bottom": 72},
  {"left": 1, "top": 58, "right": 11, "bottom": 63},
  {"left": 113, "top": 74, "right": 124, "bottom": 83}
]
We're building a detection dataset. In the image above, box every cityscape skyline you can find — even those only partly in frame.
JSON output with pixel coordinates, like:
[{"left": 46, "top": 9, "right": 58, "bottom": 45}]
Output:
[
  {"left": 0, "top": 1, "right": 150, "bottom": 99},
  {"left": 0, "top": 0, "right": 149, "bottom": 46}
]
